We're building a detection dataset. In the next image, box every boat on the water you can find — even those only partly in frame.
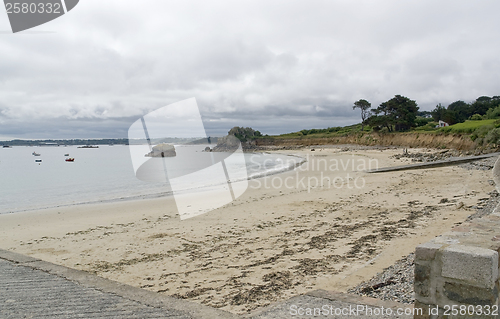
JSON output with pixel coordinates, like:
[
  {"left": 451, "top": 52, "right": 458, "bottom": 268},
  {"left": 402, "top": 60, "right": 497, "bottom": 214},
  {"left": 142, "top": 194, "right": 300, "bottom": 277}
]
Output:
[
  {"left": 77, "top": 145, "right": 99, "bottom": 149},
  {"left": 32, "top": 152, "right": 41, "bottom": 156},
  {"left": 65, "top": 158, "right": 75, "bottom": 162},
  {"left": 35, "top": 159, "right": 42, "bottom": 163},
  {"left": 2, "top": 145, "right": 11, "bottom": 148},
  {"left": 64, "top": 153, "right": 70, "bottom": 156}
]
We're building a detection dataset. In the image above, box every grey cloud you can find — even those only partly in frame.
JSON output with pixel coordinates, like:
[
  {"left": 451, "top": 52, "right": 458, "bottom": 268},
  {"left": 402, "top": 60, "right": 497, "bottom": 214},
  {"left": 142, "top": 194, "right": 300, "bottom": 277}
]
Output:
[
  {"left": 1, "top": 0, "right": 500, "bottom": 139},
  {"left": 0, "top": 117, "right": 136, "bottom": 139}
]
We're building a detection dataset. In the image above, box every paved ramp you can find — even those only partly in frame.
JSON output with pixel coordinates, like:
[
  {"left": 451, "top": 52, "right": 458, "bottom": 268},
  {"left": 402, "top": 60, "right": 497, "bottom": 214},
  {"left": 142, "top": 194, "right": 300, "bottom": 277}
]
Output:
[
  {"left": 0, "top": 250, "right": 237, "bottom": 319},
  {"left": 0, "top": 259, "right": 186, "bottom": 319},
  {"left": 367, "top": 152, "right": 500, "bottom": 173}
]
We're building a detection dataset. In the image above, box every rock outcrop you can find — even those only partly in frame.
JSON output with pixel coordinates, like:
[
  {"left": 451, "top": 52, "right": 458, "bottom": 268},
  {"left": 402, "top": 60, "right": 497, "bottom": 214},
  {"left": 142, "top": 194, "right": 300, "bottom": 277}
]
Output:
[
  {"left": 145, "top": 143, "right": 176, "bottom": 157},
  {"left": 212, "top": 135, "right": 241, "bottom": 152}
]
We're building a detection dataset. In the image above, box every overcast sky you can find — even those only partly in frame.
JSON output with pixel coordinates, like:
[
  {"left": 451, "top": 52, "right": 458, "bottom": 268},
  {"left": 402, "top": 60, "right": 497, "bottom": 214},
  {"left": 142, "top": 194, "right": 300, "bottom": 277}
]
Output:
[{"left": 1, "top": 0, "right": 500, "bottom": 139}]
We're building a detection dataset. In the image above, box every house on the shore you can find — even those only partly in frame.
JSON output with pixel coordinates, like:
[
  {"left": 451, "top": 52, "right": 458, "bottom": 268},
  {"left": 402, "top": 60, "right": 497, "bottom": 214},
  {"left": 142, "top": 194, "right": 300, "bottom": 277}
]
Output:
[{"left": 436, "top": 120, "right": 449, "bottom": 128}]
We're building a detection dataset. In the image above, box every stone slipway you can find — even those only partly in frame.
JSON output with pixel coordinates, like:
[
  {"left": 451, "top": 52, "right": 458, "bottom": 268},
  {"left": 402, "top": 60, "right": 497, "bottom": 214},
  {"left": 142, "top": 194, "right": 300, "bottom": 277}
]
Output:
[
  {"left": 0, "top": 249, "right": 238, "bottom": 319},
  {"left": 367, "top": 152, "right": 500, "bottom": 173}
]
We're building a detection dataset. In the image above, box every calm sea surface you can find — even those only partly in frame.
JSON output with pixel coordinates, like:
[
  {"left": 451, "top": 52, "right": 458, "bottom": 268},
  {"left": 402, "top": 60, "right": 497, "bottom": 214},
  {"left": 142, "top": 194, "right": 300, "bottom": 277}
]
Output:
[{"left": 0, "top": 145, "right": 300, "bottom": 214}]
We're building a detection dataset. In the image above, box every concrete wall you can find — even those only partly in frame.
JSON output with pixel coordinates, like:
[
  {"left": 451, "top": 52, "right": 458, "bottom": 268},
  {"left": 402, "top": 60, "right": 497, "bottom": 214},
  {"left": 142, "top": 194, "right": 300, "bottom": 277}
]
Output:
[{"left": 414, "top": 157, "right": 500, "bottom": 318}]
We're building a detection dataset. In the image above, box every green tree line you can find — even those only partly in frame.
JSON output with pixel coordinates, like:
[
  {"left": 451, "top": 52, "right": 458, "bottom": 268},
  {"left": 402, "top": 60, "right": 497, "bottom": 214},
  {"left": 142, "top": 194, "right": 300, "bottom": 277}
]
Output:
[
  {"left": 430, "top": 96, "right": 500, "bottom": 124},
  {"left": 353, "top": 94, "right": 500, "bottom": 132}
]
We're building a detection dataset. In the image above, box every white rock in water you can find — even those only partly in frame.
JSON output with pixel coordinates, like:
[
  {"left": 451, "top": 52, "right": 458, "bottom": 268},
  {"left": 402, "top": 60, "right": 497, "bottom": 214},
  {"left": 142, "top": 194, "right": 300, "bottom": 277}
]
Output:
[{"left": 146, "top": 143, "right": 176, "bottom": 157}]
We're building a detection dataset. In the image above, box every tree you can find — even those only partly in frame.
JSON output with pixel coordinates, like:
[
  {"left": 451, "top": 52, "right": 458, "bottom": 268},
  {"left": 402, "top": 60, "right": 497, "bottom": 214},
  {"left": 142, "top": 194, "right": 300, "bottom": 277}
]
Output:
[
  {"left": 352, "top": 99, "right": 371, "bottom": 131},
  {"left": 366, "top": 95, "right": 419, "bottom": 132},
  {"left": 366, "top": 112, "right": 391, "bottom": 131},
  {"left": 447, "top": 100, "right": 471, "bottom": 124},
  {"left": 417, "top": 110, "right": 432, "bottom": 118},
  {"left": 429, "top": 96, "right": 500, "bottom": 125},
  {"left": 228, "top": 126, "right": 262, "bottom": 142},
  {"left": 431, "top": 103, "right": 447, "bottom": 122},
  {"left": 470, "top": 96, "right": 495, "bottom": 116}
]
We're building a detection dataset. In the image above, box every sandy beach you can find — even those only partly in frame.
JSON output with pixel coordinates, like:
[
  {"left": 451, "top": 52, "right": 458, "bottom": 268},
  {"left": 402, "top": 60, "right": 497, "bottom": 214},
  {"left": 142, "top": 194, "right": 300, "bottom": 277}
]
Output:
[{"left": 0, "top": 147, "right": 494, "bottom": 314}]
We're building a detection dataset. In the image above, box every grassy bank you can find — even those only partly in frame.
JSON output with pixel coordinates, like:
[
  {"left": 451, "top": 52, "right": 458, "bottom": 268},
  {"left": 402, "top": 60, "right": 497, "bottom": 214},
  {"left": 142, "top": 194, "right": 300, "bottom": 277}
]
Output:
[
  {"left": 255, "top": 131, "right": 477, "bottom": 150},
  {"left": 252, "top": 120, "right": 500, "bottom": 151},
  {"left": 439, "top": 119, "right": 497, "bottom": 134}
]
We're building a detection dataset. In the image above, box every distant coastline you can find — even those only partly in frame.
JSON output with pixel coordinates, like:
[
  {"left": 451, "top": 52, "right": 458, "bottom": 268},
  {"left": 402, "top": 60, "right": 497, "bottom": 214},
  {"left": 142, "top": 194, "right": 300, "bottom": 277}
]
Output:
[
  {"left": 0, "top": 137, "right": 222, "bottom": 147},
  {"left": 0, "top": 138, "right": 130, "bottom": 147}
]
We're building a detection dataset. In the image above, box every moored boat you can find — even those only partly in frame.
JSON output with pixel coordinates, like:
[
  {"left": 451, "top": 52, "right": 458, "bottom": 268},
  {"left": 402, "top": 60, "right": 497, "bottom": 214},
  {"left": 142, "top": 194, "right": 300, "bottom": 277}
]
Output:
[{"left": 65, "top": 158, "right": 75, "bottom": 162}]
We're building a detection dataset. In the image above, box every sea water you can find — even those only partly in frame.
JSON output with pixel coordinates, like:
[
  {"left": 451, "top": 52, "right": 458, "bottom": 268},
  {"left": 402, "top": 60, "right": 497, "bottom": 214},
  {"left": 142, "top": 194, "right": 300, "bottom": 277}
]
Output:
[{"left": 0, "top": 145, "right": 302, "bottom": 214}]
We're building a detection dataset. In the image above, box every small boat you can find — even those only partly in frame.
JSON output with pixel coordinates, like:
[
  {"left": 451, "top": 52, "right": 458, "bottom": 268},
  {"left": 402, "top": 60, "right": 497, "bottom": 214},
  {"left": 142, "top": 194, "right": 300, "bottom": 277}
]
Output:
[
  {"left": 64, "top": 154, "right": 70, "bottom": 156},
  {"left": 65, "top": 158, "right": 75, "bottom": 162},
  {"left": 77, "top": 145, "right": 99, "bottom": 149},
  {"left": 35, "top": 159, "right": 42, "bottom": 163},
  {"left": 32, "top": 152, "right": 41, "bottom": 156},
  {"left": 2, "top": 145, "right": 11, "bottom": 148}
]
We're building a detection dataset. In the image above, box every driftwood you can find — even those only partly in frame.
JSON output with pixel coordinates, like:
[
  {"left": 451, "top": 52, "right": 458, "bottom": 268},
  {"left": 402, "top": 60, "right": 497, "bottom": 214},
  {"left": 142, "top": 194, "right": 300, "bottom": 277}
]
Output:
[{"left": 360, "top": 278, "right": 396, "bottom": 293}]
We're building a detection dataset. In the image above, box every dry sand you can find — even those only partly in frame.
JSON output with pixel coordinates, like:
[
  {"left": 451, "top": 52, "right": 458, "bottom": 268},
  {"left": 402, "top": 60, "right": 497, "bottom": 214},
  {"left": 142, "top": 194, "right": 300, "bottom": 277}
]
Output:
[{"left": 0, "top": 147, "right": 494, "bottom": 314}]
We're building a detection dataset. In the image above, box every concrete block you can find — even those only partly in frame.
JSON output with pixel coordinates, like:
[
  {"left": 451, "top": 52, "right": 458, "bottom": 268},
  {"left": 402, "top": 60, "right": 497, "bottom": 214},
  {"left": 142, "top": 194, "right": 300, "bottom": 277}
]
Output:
[
  {"left": 493, "top": 156, "right": 500, "bottom": 193},
  {"left": 441, "top": 245, "right": 498, "bottom": 288},
  {"left": 444, "top": 282, "right": 498, "bottom": 305},
  {"left": 413, "top": 300, "right": 431, "bottom": 319},
  {"left": 415, "top": 263, "right": 431, "bottom": 297},
  {"left": 416, "top": 242, "right": 443, "bottom": 261}
]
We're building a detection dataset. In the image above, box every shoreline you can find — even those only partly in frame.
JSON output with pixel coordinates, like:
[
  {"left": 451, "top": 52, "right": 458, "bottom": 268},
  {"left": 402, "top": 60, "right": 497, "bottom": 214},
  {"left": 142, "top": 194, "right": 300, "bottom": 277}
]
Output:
[
  {"left": 0, "top": 151, "right": 306, "bottom": 216},
  {"left": 0, "top": 146, "right": 495, "bottom": 314}
]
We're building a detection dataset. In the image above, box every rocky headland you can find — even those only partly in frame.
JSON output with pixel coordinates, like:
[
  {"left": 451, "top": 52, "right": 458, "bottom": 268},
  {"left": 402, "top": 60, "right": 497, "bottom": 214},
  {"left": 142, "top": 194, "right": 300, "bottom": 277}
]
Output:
[{"left": 145, "top": 143, "right": 176, "bottom": 157}]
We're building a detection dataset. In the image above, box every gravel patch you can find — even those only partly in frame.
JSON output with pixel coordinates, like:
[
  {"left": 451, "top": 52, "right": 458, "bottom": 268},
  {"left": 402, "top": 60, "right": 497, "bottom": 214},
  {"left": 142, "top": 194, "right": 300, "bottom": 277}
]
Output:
[
  {"left": 390, "top": 149, "right": 498, "bottom": 166},
  {"left": 465, "top": 189, "right": 500, "bottom": 221},
  {"left": 390, "top": 149, "right": 460, "bottom": 162},
  {"left": 458, "top": 156, "right": 497, "bottom": 171},
  {"left": 347, "top": 253, "right": 415, "bottom": 304}
]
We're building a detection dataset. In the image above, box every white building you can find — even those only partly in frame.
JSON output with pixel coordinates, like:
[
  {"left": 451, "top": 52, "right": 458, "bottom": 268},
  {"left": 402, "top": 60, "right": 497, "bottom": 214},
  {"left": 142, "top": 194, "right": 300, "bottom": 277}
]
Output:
[{"left": 436, "top": 120, "right": 449, "bottom": 128}]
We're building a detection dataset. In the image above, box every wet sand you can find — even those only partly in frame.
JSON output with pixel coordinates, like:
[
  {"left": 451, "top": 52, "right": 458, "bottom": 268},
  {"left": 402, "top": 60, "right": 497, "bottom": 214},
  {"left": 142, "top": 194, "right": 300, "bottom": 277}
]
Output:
[{"left": 0, "top": 147, "right": 494, "bottom": 314}]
